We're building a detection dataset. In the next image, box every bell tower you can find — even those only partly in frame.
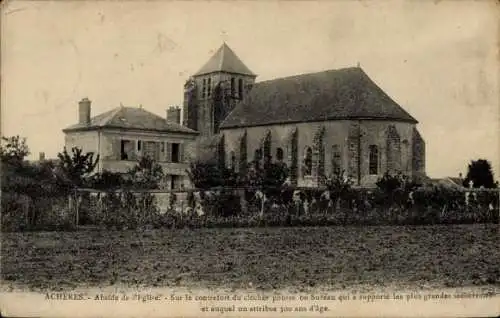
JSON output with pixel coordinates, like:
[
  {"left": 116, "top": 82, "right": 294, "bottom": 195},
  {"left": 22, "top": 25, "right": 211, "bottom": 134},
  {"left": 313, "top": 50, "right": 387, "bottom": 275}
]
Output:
[{"left": 183, "top": 43, "right": 257, "bottom": 137}]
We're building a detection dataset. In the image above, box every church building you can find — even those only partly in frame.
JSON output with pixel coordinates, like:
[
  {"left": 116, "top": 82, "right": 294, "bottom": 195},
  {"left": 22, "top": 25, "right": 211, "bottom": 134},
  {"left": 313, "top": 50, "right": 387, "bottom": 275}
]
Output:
[{"left": 183, "top": 43, "right": 426, "bottom": 187}]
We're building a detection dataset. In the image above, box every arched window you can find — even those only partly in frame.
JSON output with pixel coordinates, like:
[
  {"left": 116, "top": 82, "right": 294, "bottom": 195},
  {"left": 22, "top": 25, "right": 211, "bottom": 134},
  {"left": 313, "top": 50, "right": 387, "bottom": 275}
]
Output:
[
  {"left": 202, "top": 78, "right": 207, "bottom": 98},
  {"left": 331, "top": 144, "right": 341, "bottom": 176},
  {"left": 254, "top": 148, "right": 262, "bottom": 169},
  {"left": 369, "top": 145, "right": 379, "bottom": 175},
  {"left": 276, "top": 147, "right": 284, "bottom": 161},
  {"left": 207, "top": 78, "right": 212, "bottom": 97},
  {"left": 238, "top": 78, "right": 243, "bottom": 99},
  {"left": 230, "top": 77, "right": 236, "bottom": 97},
  {"left": 229, "top": 151, "right": 236, "bottom": 171},
  {"left": 262, "top": 131, "right": 272, "bottom": 163},
  {"left": 303, "top": 147, "right": 312, "bottom": 176}
]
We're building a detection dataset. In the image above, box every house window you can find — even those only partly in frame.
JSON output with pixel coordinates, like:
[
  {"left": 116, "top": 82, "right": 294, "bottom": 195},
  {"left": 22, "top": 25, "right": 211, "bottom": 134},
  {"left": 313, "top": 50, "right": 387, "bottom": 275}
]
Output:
[
  {"left": 170, "top": 175, "right": 182, "bottom": 190},
  {"left": 238, "top": 78, "right": 243, "bottom": 99},
  {"left": 144, "top": 141, "right": 159, "bottom": 161},
  {"left": 231, "top": 77, "right": 235, "bottom": 97},
  {"left": 207, "top": 78, "right": 212, "bottom": 97},
  {"left": 369, "top": 145, "right": 379, "bottom": 175},
  {"left": 137, "top": 140, "right": 142, "bottom": 152},
  {"left": 276, "top": 147, "right": 284, "bottom": 161},
  {"left": 171, "top": 143, "right": 180, "bottom": 163},
  {"left": 202, "top": 79, "right": 207, "bottom": 98},
  {"left": 331, "top": 144, "right": 341, "bottom": 176},
  {"left": 120, "top": 140, "right": 133, "bottom": 160},
  {"left": 303, "top": 146, "right": 312, "bottom": 176},
  {"left": 161, "top": 142, "right": 165, "bottom": 153}
]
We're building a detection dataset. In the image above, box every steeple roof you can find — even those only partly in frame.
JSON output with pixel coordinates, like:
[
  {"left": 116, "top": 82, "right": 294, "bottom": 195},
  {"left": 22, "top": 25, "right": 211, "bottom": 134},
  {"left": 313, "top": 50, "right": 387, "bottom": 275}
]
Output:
[{"left": 194, "top": 43, "right": 256, "bottom": 77}]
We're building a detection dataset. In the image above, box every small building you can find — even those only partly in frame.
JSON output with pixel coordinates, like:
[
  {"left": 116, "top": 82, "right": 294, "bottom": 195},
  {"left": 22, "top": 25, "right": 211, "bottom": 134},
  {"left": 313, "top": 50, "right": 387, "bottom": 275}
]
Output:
[
  {"left": 428, "top": 177, "right": 465, "bottom": 189},
  {"left": 62, "top": 98, "right": 199, "bottom": 189}
]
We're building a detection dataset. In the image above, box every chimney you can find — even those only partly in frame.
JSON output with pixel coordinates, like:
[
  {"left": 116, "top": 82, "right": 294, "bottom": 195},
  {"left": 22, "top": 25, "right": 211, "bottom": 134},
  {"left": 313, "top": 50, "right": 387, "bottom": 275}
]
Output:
[
  {"left": 78, "top": 97, "right": 91, "bottom": 125},
  {"left": 39, "top": 152, "right": 45, "bottom": 161},
  {"left": 166, "top": 106, "right": 181, "bottom": 125}
]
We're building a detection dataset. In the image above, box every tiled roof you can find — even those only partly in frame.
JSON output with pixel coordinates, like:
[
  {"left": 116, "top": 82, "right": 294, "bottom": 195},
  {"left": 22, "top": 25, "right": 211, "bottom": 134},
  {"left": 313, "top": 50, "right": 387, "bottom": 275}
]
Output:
[
  {"left": 62, "top": 106, "right": 198, "bottom": 134},
  {"left": 220, "top": 67, "right": 418, "bottom": 129},
  {"left": 194, "top": 43, "right": 255, "bottom": 77}
]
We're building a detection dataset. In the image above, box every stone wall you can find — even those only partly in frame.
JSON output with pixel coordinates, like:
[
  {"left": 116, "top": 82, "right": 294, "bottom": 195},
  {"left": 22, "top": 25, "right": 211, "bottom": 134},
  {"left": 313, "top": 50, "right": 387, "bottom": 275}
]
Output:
[
  {"left": 185, "top": 72, "right": 256, "bottom": 137},
  {"left": 221, "top": 119, "right": 421, "bottom": 187},
  {"left": 386, "top": 125, "right": 402, "bottom": 174}
]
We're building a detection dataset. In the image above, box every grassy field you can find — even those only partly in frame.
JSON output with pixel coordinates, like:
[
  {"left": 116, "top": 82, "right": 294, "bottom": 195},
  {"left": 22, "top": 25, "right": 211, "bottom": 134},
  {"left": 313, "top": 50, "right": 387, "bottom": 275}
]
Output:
[{"left": 1, "top": 224, "right": 499, "bottom": 292}]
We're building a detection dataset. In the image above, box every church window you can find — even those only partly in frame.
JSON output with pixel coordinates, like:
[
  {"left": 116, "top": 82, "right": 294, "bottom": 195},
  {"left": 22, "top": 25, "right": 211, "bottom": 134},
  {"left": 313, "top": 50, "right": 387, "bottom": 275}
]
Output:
[
  {"left": 254, "top": 148, "right": 262, "bottom": 161},
  {"left": 254, "top": 148, "right": 262, "bottom": 169},
  {"left": 229, "top": 151, "right": 236, "bottom": 171},
  {"left": 369, "top": 145, "right": 379, "bottom": 175},
  {"left": 331, "top": 144, "right": 341, "bottom": 176},
  {"left": 262, "top": 131, "right": 272, "bottom": 164},
  {"left": 202, "top": 79, "right": 207, "bottom": 98},
  {"left": 303, "top": 146, "right": 312, "bottom": 176},
  {"left": 238, "top": 78, "right": 243, "bottom": 99},
  {"left": 231, "top": 77, "right": 236, "bottom": 97},
  {"left": 207, "top": 78, "right": 212, "bottom": 97},
  {"left": 276, "top": 147, "right": 284, "bottom": 161}
]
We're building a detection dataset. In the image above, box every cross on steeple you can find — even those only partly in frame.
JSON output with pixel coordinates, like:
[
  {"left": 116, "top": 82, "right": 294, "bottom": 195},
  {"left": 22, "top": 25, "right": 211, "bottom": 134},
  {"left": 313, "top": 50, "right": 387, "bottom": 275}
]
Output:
[{"left": 220, "top": 30, "right": 228, "bottom": 43}]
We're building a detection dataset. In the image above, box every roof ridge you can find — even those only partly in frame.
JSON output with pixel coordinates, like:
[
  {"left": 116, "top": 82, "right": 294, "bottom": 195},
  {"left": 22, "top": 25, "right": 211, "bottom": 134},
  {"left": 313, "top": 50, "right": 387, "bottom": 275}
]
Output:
[
  {"left": 63, "top": 105, "right": 199, "bottom": 134},
  {"left": 254, "top": 67, "right": 361, "bottom": 85},
  {"left": 92, "top": 107, "right": 124, "bottom": 127}
]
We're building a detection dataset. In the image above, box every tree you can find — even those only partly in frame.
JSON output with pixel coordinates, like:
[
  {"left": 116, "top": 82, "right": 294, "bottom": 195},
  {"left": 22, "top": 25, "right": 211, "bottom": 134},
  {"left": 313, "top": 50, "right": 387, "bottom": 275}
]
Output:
[
  {"left": 87, "top": 170, "right": 126, "bottom": 190},
  {"left": 242, "top": 157, "right": 288, "bottom": 200},
  {"left": 0, "top": 135, "right": 30, "bottom": 165},
  {"left": 187, "top": 160, "right": 239, "bottom": 189},
  {"left": 463, "top": 159, "right": 496, "bottom": 188},
  {"left": 56, "top": 147, "right": 99, "bottom": 188},
  {"left": 325, "top": 170, "right": 353, "bottom": 199},
  {"left": 127, "top": 156, "right": 164, "bottom": 189}
]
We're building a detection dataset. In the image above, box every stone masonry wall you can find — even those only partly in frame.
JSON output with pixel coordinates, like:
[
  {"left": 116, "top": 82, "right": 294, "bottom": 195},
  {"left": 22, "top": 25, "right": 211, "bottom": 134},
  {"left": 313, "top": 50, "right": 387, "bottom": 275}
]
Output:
[{"left": 222, "top": 120, "right": 420, "bottom": 187}]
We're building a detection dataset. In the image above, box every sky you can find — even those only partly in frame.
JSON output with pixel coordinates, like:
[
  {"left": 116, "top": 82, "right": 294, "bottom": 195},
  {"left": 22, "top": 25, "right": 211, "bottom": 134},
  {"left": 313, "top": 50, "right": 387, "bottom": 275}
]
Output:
[{"left": 1, "top": 0, "right": 499, "bottom": 179}]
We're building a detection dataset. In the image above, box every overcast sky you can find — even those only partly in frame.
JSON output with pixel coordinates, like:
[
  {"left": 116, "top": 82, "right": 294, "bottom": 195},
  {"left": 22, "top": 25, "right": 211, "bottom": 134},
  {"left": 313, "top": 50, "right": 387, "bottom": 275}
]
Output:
[{"left": 2, "top": 0, "right": 498, "bottom": 179}]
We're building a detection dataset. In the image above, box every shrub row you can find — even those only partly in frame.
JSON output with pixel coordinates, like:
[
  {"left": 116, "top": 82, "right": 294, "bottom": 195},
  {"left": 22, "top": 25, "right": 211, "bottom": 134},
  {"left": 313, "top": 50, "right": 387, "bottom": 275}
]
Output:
[{"left": 2, "top": 186, "right": 498, "bottom": 232}]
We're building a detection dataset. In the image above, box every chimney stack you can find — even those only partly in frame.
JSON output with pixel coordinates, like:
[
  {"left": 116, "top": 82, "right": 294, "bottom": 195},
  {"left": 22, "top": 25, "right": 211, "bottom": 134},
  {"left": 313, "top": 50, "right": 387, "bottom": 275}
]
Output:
[
  {"left": 166, "top": 106, "right": 181, "bottom": 125},
  {"left": 78, "top": 97, "right": 91, "bottom": 125}
]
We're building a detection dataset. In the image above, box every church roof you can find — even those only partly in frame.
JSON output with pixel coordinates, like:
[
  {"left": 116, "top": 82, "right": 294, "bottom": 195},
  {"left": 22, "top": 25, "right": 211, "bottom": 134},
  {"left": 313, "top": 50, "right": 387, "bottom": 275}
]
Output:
[
  {"left": 220, "top": 67, "right": 418, "bottom": 129},
  {"left": 194, "top": 43, "right": 256, "bottom": 77},
  {"left": 62, "top": 106, "right": 198, "bottom": 134}
]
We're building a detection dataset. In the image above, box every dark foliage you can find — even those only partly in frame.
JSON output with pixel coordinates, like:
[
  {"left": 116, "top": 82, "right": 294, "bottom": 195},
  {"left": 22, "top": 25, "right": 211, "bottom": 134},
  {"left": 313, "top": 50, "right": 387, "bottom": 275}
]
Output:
[
  {"left": 87, "top": 170, "right": 126, "bottom": 190},
  {"left": 463, "top": 159, "right": 496, "bottom": 189},
  {"left": 126, "top": 156, "right": 164, "bottom": 189},
  {"left": 187, "top": 160, "right": 239, "bottom": 188},
  {"left": 57, "top": 147, "right": 99, "bottom": 188}
]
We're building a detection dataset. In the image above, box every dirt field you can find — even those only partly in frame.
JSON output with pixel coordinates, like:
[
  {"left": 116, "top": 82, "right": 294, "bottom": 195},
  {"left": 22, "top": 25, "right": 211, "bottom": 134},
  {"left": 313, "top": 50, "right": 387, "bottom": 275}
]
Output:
[{"left": 1, "top": 224, "right": 499, "bottom": 292}]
